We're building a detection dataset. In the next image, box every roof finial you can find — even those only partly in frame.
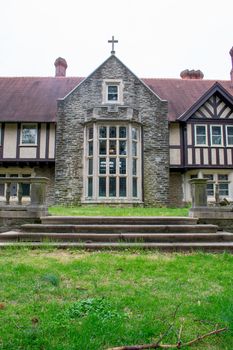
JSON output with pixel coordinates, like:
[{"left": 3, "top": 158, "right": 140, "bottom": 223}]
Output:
[{"left": 108, "top": 36, "right": 118, "bottom": 55}]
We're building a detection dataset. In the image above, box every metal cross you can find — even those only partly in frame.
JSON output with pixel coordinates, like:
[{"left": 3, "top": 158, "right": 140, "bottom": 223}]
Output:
[{"left": 108, "top": 36, "right": 118, "bottom": 55}]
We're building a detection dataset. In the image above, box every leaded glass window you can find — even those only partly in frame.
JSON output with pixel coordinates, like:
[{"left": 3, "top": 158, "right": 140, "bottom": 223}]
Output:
[{"left": 85, "top": 124, "right": 141, "bottom": 201}]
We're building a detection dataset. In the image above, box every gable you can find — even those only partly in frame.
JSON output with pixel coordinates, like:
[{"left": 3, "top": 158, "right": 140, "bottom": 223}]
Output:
[
  {"left": 179, "top": 83, "right": 233, "bottom": 122},
  {"left": 60, "top": 54, "right": 165, "bottom": 104},
  {"left": 193, "top": 93, "right": 233, "bottom": 119}
]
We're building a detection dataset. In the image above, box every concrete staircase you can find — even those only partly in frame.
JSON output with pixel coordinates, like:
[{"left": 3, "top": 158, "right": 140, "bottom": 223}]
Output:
[{"left": 1, "top": 216, "right": 233, "bottom": 251}]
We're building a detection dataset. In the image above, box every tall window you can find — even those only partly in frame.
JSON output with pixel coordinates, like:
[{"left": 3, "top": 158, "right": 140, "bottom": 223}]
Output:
[
  {"left": 195, "top": 125, "right": 207, "bottom": 145},
  {"left": 21, "top": 124, "right": 37, "bottom": 145},
  {"left": 85, "top": 124, "right": 141, "bottom": 202},
  {"left": 226, "top": 126, "right": 233, "bottom": 146},
  {"left": 210, "top": 125, "right": 222, "bottom": 146}
]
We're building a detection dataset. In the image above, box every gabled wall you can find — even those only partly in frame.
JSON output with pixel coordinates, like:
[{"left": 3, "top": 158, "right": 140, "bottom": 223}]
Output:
[{"left": 55, "top": 55, "right": 169, "bottom": 206}]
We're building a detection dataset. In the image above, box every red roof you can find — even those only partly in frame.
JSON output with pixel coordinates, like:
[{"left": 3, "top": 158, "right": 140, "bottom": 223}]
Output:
[
  {"left": 0, "top": 77, "right": 83, "bottom": 122},
  {"left": 0, "top": 76, "right": 232, "bottom": 122},
  {"left": 143, "top": 78, "right": 233, "bottom": 121}
]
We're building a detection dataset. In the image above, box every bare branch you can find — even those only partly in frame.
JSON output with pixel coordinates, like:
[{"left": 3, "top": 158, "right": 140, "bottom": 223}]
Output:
[{"left": 106, "top": 326, "right": 227, "bottom": 350}]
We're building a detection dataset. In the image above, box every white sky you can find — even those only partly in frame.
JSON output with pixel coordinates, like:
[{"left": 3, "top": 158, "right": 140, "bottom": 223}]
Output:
[{"left": 0, "top": 0, "right": 233, "bottom": 79}]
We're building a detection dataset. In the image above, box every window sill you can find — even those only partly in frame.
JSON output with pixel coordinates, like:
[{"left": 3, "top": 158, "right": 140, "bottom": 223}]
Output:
[{"left": 19, "top": 144, "right": 38, "bottom": 147}]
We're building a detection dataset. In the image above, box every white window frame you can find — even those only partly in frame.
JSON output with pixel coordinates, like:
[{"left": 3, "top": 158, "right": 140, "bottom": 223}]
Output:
[
  {"left": 194, "top": 124, "right": 207, "bottom": 146},
  {"left": 102, "top": 79, "right": 124, "bottom": 104},
  {"left": 21, "top": 123, "right": 38, "bottom": 145},
  {"left": 226, "top": 125, "right": 233, "bottom": 146},
  {"left": 83, "top": 123, "right": 142, "bottom": 203},
  {"left": 210, "top": 125, "right": 223, "bottom": 147}
]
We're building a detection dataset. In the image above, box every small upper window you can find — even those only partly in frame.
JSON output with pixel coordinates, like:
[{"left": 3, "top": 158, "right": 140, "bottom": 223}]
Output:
[
  {"left": 211, "top": 125, "right": 222, "bottom": 146},
  {"left": 195, "top": 125, "right": 207, "bottom": 145},
  {"left": 21, "top": 124, "right": 37, "bottom": 145},
  {"left": 103, "top": 80, "right": 123, "bottom": 104},
  {"left": 107, "top": 85, "right": 118, "bottom": 101}
]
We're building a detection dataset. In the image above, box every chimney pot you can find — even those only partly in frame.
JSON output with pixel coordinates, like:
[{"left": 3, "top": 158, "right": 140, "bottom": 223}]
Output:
[
  {"left": 180, "top": 69, "right": 204, "bottom": 80},
  {"left": 54, "top": 57, "right": 68, "bottom": 77}
]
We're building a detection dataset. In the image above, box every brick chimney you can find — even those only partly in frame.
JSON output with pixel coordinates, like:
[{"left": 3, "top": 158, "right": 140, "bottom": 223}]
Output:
[
  {"left": 230, "top": 47, "right": 233, "bottom": 87},
  {"left": 180, "top": 69, "right": 204, "bottom": 80},
  {"left": 54, "top": 57, "right": 67, "bottom": 77}
]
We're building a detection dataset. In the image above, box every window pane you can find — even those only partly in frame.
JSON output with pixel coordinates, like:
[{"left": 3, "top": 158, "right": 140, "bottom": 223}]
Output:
[
  {"left": 88, "top": 127, "right": 93, "bottom": 140},
  {"left": 227, "top": 127, "right": 233, "bottom": 145},
  {"left": 133, "top": 159, "right": 137, "bottom": 175},
  {"left": 119, "top": 140, "right": 127, "bottom": 155},
  {"left": 119, "top": 127, "right": 126, "bottom": 138},
  {"left": 109, "top": 140, "right": 116, "bottom": 155},
  {"left": 88, "top": 159, "right": 93, "bottom": 175},
  {"left": 132, "top": 128, "right": 138, "bottom": 140},
  {"left": 22, "top": 125, "right": 37, "bottom": 144},
  {"left": 99, "top": 140, "right": 107, "bottom": 155},
  {"left": 133, "top": 178, "right": 137, "bottom": 197},
  {"left": 204, "top": 174, "right": 214, "bottom": 180},
  {"left": 99, "top": 127, "right": 107, "bottom": 138},
  {"left": 99, "top": 158, "right": 106, "bottom": 174},
  {"left": 22, "top": 174, "right": 30, "bottom": 196},
  {"left": 119, "top": 177, "right": 126, "bottom": 197},
  {"left": 88, "top": 178, "right": 93, "bottom": 197},
  {"left": 219, "top": 183, "right": 229, "bottom": 196},
  {"left": 109, "top": 158, "right": 116, "bottom": 174},
  {"left": 88, "top": 141, "right": 93, "bottom": 156},
  {"left": 10, "top": 174, "right": 18, "bottom": 196},
  {"left": 99, "top": 178, "right": 106, "bottom": 197},
  {"left": 207, "top": 184, "right": 214, "bottom": 196},
  {"left": 108, "top": 86, "right": 118, "bottom": 101},
  {"left": 218, "top": 174, "right": 228, "bottom": 181},
  {"left": 0, "top": 174, "right": 5, "bottom": 196},
  {"left": 196, "top": 126, "right": 206, "bottom": 135},
  {"left": 196, "top": 126, "right": 206, "bottom": 145},
  {"left": 196, "top": 135, "right": 206, "bottom": 145},
  {"left": 211, "top": 126, "right": 222, "bottom": 145},
  {"left": 109, "top": 127, "right": 116, "bottom": 138},
  {"left": 132, "top": 141, "right": 137, "bottom": 156},
  {"left": 109, "top": 177, "right": 116, "bottom": 197},
  {"left": 119, "top": 158, "right": 126, "bottom": 174}
]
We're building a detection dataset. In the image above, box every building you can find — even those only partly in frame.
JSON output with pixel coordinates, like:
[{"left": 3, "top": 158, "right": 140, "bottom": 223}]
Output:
[{"left": 0, "top": 44, "right": 233, "bottom": 207}]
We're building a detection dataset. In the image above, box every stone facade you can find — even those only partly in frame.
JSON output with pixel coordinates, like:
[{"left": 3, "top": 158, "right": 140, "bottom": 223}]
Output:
[
  {"left": 55, "top": 55, "right": 169, "bottom": 206},
  {"left": 35, "top": 166, "right": 55, "bottom": 205}
]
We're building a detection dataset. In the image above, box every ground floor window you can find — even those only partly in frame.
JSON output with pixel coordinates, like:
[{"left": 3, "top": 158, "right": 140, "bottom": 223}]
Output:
[
  {"left": 189, "top": 172, "right": 230, "bottom": 200},
  {"left": 84, "top": 123, "right": 142, "bottom": 202},
  {"left": 0, "top": 173, "right": 32, "bottom": 198}
]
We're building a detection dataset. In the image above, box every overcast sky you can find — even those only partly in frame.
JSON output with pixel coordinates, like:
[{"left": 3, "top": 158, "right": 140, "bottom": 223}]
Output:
[{"left": 0, "top": 0, "right": 232, "bottom": 79}]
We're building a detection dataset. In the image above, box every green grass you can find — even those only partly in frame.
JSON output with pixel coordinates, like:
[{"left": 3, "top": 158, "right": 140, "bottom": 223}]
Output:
[
  {"left": 49, "top": 205, "right": 189, "bottom": 217},
  {"left": 0, "top": 249, "right": 232, "bottom": 349}
]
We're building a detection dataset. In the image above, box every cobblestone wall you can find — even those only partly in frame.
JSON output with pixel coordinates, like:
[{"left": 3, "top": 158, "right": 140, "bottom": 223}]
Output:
[{"left": 55, "top": 55, "right": 169, "bottom": 206}]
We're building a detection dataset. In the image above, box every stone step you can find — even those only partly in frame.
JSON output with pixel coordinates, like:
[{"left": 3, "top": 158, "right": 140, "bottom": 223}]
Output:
[
  {"left": 21, "top": 224, "right": 218, "bottom": 234},
  {"left": 40, "top": 216, "right": 198, "bottom": 225},
  {"left": 1, "top": 241, "right": 233, "bottom": 252},
  {"left": 0, "top": 231, "right": 232, "bottom": 243}
]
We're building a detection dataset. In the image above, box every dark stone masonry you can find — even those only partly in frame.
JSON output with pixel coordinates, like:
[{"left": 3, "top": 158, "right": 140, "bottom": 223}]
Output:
[{"left": 55, "top": 55, "right": 169, "bottom": 206}]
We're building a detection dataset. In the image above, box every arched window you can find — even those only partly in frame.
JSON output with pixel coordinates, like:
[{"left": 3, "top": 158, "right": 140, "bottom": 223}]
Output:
[{"left": 84, "top": 123, "right": 142, "bottom": 203}]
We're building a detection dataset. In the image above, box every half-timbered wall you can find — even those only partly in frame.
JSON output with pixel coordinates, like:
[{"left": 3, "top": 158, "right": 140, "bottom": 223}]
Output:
[
  {"left": 185, "top": 93, "right": 233, "bottom": 168},
  {"left": 0, "top": 122, "right": 56, "bottom": 161},
  {"left": 169, "top": 122, "right": 182, "bottom": 166}
]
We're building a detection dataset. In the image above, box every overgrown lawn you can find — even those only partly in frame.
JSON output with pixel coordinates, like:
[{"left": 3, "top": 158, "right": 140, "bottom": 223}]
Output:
[{"left": 0, "top": 249, "right": 232, "bottom": 349}]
